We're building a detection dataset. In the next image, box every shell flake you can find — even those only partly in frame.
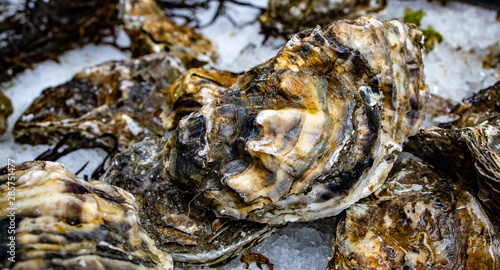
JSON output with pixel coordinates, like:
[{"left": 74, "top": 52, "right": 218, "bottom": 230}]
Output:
[{"left": 163, "top": 16, "right": 429, "bottom": 224}]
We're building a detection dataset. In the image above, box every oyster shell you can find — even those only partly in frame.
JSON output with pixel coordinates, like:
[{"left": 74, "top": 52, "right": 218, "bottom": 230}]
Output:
[
  {"left": 0, "top": 161, "right": 173, "bottom": 270},
  {"left": 119, "top": 0, "right": 218, "bottom": 67},
  {"left": 329, "top": 158, "right": 500, "bottom": 269},
  {"left": 13, "top": 52, "right": 186, "bottom": 151},
  {"left": 161, "top": 68, "right": 240, "bottom": 130},
  {"left": 102, "top": 138, "right": 277, "bottom": 267},
  {"left": 259, "top": 0, "right": 387, "bottom": 37},
  {"left": 163, "top": 16, "right": 428, "bottom": 224},
  {"left": 0, "top": 89, "right": 12, "bottom": 135}
]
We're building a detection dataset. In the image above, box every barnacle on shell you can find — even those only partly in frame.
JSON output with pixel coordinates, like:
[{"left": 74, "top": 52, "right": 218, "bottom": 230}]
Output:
[
  {"left": 102, "top": 138, "right": 277, "bottom": 267},
  {"left": 329, "top": 158, "right": 500, "bottom": 269},
  {"left": 0, "top": 161, "right": 173, "bottom": 270},
  {"left": 163, "top": 16, "right": 429, "bottom": 224}
]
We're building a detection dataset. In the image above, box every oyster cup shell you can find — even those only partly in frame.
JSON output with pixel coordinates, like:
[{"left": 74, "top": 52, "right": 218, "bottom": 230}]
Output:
[
  {"left": 163, "top": 16, "right": 428, "bottom": 224},
  {"left": 329, "top": 158, "right": 500, "bottom": 269},
  {"left": 0, "top": 89, "right": 12, "bottom": 135},
  {"left": 0, "top": 161, "right": 173, "bottom": 270},
  {"left": 102, "top": 138, "right": 277, "bottom": 267}
]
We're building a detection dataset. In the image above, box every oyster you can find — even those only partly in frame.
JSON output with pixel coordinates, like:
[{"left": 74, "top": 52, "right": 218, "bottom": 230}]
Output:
[
  {"left": 119, "top": 0, "right": 218, "bottom": 67},
  {"left": 163, "top": 16, "right": 428, "bottom": 224},
  {"left": 161, "top": 68, "right": 240, "bottom": 130},
  {"left": 102, "top": 138, "right": 277, "bottom": 267},
  {"left": 0, "top": 161, "right": 173, "bottom": 269},
  {"left": 14, "top": 52, "right": 186, "bottom": 151},
  {"left": 329, "top": 158, "right": 500, "bottom": 269},
  {"left": 259, "top": 0, "right": 387, "bottom": 38},
  {"left": 405, "top": 82, "right": 500, "bottom": 224},
  {"left": 0, "top": 89, "right": 12, "bottom": 135}
]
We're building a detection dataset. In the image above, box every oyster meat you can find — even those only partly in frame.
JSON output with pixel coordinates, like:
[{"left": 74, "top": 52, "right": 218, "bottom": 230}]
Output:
[
  {"left": 14, "top": 52, "right": 186, "bottom": 151},
  {"left": 102, "top": 137, "right": 277, "bottom": 267},
  {"left": 0, "top": 161, "right": 173, "bottom": 270},
  {"left": 259, "top": 0, "right": 387, "bottom": 37},
  {"left": 164, "top": 16, "right": 428, "bottom": 224},
  {"left": 329, "top": 158, "right": 500, "bottom": 269},
  {"left": 0, "top": 90, "right": 12, "bottom": 135}
]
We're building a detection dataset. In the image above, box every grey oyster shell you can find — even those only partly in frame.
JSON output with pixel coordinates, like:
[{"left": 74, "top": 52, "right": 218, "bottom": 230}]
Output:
[
  {"left": 405, "top": 82, "right": 500, "bottom": 225},
  {"left": 161, "top": 68, "right": 240, "bottom": 130},
  {"left": 163, "top": 16, "right": 429, "bottom": 224},
  {"left": 13, "top": 52, "right": 186, "bottom": 151},
  {"left": 0, "top": 161, "right": 173, "bottom": 270},
  {"left": 119, "top": 0, "right": 218, "bottom": 67},
  {"left": 329, "top": 158, "right": 500, "bottom": 269},
  {"left": 259, "top": 0, "right": 387, "bottom": 37},
  {"left": 102, "top": 138, "right": 277, "bottom": 267},
  {"left": 0, "top": 89, "right": 12, "bottom": 135}
]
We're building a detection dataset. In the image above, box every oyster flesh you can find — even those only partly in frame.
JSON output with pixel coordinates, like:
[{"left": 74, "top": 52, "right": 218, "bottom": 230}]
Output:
[
  {"left": 164, "top": 16, "right": 428, "bottom": 224},
  {"left": 329, "top": 157, "right": 500, "bottom": 269},
  {"left": 102, "top": 138, "right": 277, "bottom": 267},
  {"left": 259, "top": 0, "right": 387, "bottom": 37},
  {"left": 14, "top": 52, "right": 186, "bottom": 151},
  {"left": 0, "top": 89, "right": 12, "bottom": 135},
  {"left": 0, "top": 161, "right": 173, "bottom": 270}
]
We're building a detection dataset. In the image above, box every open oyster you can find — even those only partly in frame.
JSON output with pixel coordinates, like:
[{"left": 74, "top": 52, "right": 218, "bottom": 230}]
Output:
[
  {"left": 405, "top": 82, "right": 500, "bottom": 224},
  {"left": 161, "top": 68, "right": 240, "bottom": 130},
  {"left": 0, "top": 90, "right": 12, "bottom": 135},
  {"left": 13, "top": 52, "right": 186, "bottom": 151},
  {"left": 0, "top": 161, "right": 173, "bottom": 269},
  {"left": 329, "top": 157, "right": 500, "bottom": 269},
  {"left": 119, "top": 0, "right": 218, "bottom": 67},
  {"left": 260, "top": 0, "right": 387, "bottom": 38},
  {"left": 102, "top": 137, "right": 277, "bottom": 267},
  {"left": 163, "top": 16, "right": 428, "bottom": 224}
]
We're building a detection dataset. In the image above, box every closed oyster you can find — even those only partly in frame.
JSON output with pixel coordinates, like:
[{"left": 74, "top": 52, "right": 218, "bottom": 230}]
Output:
[
  {"left": 161, "top": 68, "right": 240, "bottom": 130},
  {"left": 0, "top": 161, "right": 173, "bottom": 270},
  {"left": 329, "top": 158, "right": 500, "bottom": 269},
  {"left": 102, "top": 138, "right": 277, "bottom": 267},
  {"left": 0, "top": 89, "right": 12, "bottom": 135},
  {"left": 164, "top": 16, "right": 428, "bottom": 224},
  {"left": 119, "top": 0, "right": 218, "bottom": 67},
  {"left": 259, "top": 0, "right": 387, "bottom": 37},
  {"left": 13, "top": 52, "right": 185, "bottom": 151}
]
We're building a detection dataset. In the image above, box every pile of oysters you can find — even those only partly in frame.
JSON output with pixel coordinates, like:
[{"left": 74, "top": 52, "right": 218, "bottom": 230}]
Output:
[{"left": 1, "top": 0, "right": 499, "bottom": 269}]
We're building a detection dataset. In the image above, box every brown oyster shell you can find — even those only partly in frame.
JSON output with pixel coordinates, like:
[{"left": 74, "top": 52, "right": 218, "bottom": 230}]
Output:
[
  {"left": 259, "top": 0, "right": 387, "bottom": 37},
  {"left": 0, "top": 161, "right": 173, "bottom": 270},
  {"left": 329, "top": 158, "right": 500, "bottom": 269},
  {"left": 0, "top": 89, "right": 12, "bottom": 135},
  {"left": 13, "top": 52, "right": 185, "bottom": 151},
  {"left": 119, "top": 0, "right": 218, "bottom": 67},
  {"left": 163, "top": 16, "right": 428, "bottom": 224},
  {"left": 161, "top": 68, "right": 240, "bottom": 130},
  {"left": 102, "top": 138, "right": 277, "bottom": 267}
]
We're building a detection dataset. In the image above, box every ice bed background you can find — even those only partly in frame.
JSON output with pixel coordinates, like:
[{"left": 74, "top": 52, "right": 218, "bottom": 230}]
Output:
[{"left": 1, "top": 0, "right": 500, "bottom": 269}]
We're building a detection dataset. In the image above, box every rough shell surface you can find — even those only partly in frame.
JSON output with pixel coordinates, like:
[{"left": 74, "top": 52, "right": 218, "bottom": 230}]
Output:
[
  {"left": 119, "top": 0, "right": 218, "bottom": 67},
  {"left": 329, "top": 158, "right": 500, "bottom": 269},
  {"left": 161, "top": 68, "right": 240, "bottom": 130},
  {"left": 102, "top": 138, "right": 277, "bottom": 267},
  {"left": 163, "top": 16, "right": 428, "bottom": 224},
  {"left": 0, "top": 161, "right": 173, "bottom": 270},
  {"left": 259, "top": 0, "right": 387, "bottom": 37},
  {"left": 0, "top": 89, "right": 12, "bottom": 135},
  {"left": 13, "top": 52, "right": 186, "bottom": 151}
]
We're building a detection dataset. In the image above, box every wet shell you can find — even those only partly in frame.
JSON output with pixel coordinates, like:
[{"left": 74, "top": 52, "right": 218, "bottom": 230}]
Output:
[
  {"left": 163, "top": 16, "right": 428, "bottom": 224},
  {"left": 161, "top": 68, "right": 240, "bottom": 130},
  {"left": 119, "top": 0, "right": 218, "bottom": 67},
  {"left": 259, "top": 0, "right": 387, "bottom": 37},
  {"left": 13, "top": 52, "right": 186, "bottom": 151},
  {"left": 102, "top": 138, "right": 277, "bottom": 267},
  {"left": 0, "top": 161, "right": 173, "bottom": 270},
  {"left": 329, "top": 158, "right": 500, "bottom": 269},
  {"left": 0, "top": 89, "right": 12, "bottom": 135}
]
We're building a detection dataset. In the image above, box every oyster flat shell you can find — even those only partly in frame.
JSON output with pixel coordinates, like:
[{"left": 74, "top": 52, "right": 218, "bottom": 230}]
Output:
[
  {"left": 164, "top": 16, "right": 428, "bottom": 224},
  {"left": 329, "top": 158, "right": 500, "bottom": 269},
  {"left": 102, "top": 138, "right": 277, "bottom": 267},
  {"left": 13, "top": 52, "right": 186, "bottom": 151},
  {"left": 0, "top": 89, "right": 12, "bottom": 135},
  {"left": 0, "top": 161, "right": 173, "bottom": 270}
]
